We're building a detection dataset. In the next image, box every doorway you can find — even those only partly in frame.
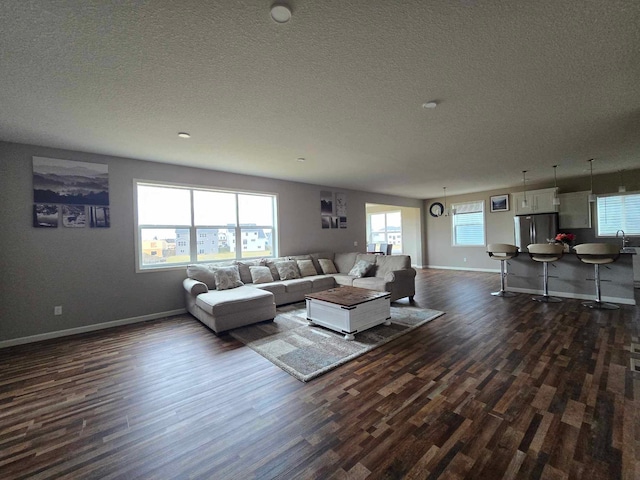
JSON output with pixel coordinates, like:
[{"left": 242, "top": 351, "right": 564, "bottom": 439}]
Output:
[{"left": 365, "top": 203, "right": 422, "bottom": 266}]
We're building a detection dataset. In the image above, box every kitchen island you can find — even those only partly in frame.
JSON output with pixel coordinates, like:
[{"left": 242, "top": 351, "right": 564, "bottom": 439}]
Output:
[{"left": 506, "top": 250, "right": 636, "bottom": 305}]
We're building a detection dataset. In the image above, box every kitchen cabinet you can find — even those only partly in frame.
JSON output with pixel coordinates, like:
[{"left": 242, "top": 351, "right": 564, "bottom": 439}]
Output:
[
  {"left": 558, "top": 191, "right": 592, "bottom": 229},
  {"left": 513, "top": 188, "right": 558, "bottom": 215}
]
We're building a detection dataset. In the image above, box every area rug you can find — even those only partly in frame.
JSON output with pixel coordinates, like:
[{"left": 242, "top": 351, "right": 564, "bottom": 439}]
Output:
[{"left": 229, "top": 302, "right": 445, "bottom": 382}]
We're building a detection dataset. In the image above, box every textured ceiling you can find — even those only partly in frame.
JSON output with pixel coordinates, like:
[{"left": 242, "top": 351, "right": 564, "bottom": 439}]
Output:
[{"left": 1, "top": 0, "right": 639, "bottom": 198}]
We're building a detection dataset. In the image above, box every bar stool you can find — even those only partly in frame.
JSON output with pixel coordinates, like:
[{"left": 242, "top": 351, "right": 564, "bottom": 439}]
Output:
[
  {"left": 486, "top": 243, "right": 519, "bottom": 297},
  {"left": 527, "top": 243, "right": 564, "bottom": 302},
  {"left": 573, "top": 243, "right": 620, "bottom": 310}
]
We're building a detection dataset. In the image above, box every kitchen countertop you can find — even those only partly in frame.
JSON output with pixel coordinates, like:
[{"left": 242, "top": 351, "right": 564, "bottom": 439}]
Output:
[
  {"left": 506, "top": 252, "right": 635, "bottom": 305},
  {"left": 558, "top": 250, "right": 636, "bottom": 255}
]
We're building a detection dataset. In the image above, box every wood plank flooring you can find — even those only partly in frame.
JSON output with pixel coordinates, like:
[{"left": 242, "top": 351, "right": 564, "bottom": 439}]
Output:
[{"left": 1, "top": 268, "right": 638, "bottom": 479}]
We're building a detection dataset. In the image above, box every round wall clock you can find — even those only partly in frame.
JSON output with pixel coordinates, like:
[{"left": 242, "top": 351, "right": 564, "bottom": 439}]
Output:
[{"left": 429, "top": 202, "right": 444, "bottom": 217}]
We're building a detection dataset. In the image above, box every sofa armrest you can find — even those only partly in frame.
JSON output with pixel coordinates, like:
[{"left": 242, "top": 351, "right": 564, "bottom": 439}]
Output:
[
  {"left": 383, "top": 268, "right": 416, "bottom": 283},
  {"left": 184, "top": 278, "right": 209, "bottom": 296}
]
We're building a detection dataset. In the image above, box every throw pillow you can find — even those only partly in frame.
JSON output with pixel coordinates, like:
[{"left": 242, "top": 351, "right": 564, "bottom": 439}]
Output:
[
  {"left": 264, "top": 261, "right": 281, "bottom": 280},
  {"left": 318, "top": 258, "right": 338, "bottom": 274},
  {"left": 275, "top": 260, "right": 301, "bottom": 280},
  {"left": 186, "top": 264, "right": 217, "bottom": 289},
  {"left": 212, "top": 265, "right": 244, "bottom": 290},
  {"left": 348, "top": 259, "right": 374, "bottom": 278},
  {"left": 297, "top": 259, "right": 317, "bottom": 277},
  {"left": 249, "top": 266, "right": 274, "bottom": 284},
  {"left": 235, "top": 259, "right": 264, "bottom": 284}
]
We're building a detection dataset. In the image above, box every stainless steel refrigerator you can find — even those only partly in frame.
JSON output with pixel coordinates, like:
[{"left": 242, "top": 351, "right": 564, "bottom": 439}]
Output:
[{"left": 514, "top": 213, "right": 559, "bottom": 252}]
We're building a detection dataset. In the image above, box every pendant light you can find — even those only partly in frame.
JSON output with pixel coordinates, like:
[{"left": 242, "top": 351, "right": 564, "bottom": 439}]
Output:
[
  {"left": 443, "top": 187, "right": 449, "bottom": 216},
  {"left": 552, "top": 165, "right": 560, "bottom": 206},
  {"left": 522, "top": 170, "right": 528, "bottom": 208},
  {"left": 588, "top": 159, "right": 596, "bottom": 203},
  {"left": 618, "top": 169, "right": 626, "bottom": 193}
]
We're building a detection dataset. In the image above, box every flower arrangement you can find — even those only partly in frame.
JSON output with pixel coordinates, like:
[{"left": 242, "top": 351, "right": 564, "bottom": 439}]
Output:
[{"left": 555, "top": 232, "right": 576, "bottom": 244}]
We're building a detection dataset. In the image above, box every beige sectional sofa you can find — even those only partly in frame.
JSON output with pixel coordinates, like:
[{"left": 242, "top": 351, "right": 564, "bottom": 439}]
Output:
[{"left": 183, "top": 252, "right": 416, "bottom": 334}]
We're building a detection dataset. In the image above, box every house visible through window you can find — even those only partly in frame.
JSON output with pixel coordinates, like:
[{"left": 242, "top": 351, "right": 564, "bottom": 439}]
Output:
[
  {"left": 135, "top": 181, "right": 277, "bottom": 270},
  {"left": 596, "top": 193, "right": 640, "bottom": 236},
  {"left": 368, "top": 211, "right": 402, "bottom": 254},
  {"left": 451, "top": 200, "right": 485, "bottom": 246}
]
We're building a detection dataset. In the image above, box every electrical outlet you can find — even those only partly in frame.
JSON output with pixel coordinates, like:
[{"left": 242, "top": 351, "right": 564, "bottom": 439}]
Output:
[
  {"left": 463, "top": 257, "right": 467, "bottom": 262},
  {"left": 353, "top": 241, "right": 358, "bottom": 247},
  {"left": 54, "top": 306, "right": 62, "bottom": 315}
]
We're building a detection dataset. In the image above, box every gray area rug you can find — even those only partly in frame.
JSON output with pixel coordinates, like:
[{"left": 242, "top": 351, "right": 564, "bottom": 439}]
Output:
[{"left": 229, "top": 302, "right": 445, "bottom": 382}]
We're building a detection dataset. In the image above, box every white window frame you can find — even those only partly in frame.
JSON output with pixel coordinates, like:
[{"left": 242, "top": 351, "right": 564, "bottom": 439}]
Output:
[
  {"left": 367, "top": 210, "right": 402, "bottom": 254},
  {"left": 595, "top": 191, "right": 640, "bottom": 237},
  {"left": 134, "top": 180, "right": 278, "bottom": 272},
  {"left": 451, "top": 200, "right": 485, "bottom": 246}
]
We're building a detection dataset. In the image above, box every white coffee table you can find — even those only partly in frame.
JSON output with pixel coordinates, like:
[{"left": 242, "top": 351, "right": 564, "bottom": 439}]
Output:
[{"left": 305, "top": 286, "right": 391, "bottom": 340}]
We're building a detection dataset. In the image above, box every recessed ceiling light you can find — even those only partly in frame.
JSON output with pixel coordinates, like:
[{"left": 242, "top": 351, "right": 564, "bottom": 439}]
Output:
[
  {"left": 422, "top": 101, "right": 438, "bottom": 109},
  {"left": 178, "top": 132, "right": 191, "bottom": 138},
  {"left": 270, "top": 3, "right": 292, "bottom": 23},
  {"left": 297, "top": 157, "right": 306, "bottom": 162}
]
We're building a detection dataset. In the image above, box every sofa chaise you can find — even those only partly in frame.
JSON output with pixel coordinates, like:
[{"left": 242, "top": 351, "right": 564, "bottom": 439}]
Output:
[{"left": 183, "top": 252, "right": 416, "bottom": 334}]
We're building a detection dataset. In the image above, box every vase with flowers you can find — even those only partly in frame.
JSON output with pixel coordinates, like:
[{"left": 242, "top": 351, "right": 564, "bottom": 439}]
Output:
[{"left": 555, "top": 232, "right": 576, "bottom": 252}]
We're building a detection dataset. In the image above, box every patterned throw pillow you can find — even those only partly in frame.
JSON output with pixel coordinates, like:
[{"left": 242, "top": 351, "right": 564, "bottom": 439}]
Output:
[
  {"left": 275, "top": 260, "right": 301, "bottom": 280},
  {"left": 318, "top": 258, "right": 338, "bottom": 274},
  {"left": 264, "top": 261, "right": 281, "bottom": 280},
  {"left": 296, "top": 259, "right": 318, "bottom": 277},
  {"left": 348, "top": 259, "right": 374, "bottom": 278},
  {"left": 212, "top": 265, "right": 244, "bottom": 290},
  {"left": 249, "top": 266, "right": 274, "bottom": 284}
]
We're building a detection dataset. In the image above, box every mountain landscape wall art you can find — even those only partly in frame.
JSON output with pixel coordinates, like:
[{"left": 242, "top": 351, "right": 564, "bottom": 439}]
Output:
[{"left": 33, "top": 157, "right": 109, "bottom": 206}]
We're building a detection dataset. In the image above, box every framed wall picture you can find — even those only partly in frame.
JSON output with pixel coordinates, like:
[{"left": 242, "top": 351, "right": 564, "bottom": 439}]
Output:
[
  {"left": 320, "top": 191, "right": 333, "bottom": 215},
  {"left": 33, "top": 204, "right": 59, "bottom": 227},
  {"left": 33, "top": 156, "right": 109, "bottom": 206},
  {"left": 490, "top": 194, "right": 509, "bottom": 212}
]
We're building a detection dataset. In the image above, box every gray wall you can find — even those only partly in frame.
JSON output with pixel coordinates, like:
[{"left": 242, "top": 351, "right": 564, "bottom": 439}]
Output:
[
  {"left": 0, "top": 141, "right": 422, "bottom": 343},
  {"left": 424, "top": 169, "right": 640, "bottom": 270}
]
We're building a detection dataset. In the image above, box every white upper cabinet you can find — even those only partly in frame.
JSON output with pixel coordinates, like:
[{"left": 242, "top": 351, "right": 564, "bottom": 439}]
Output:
[
  {"left": 513, "top": 188, "right": 558, "bottom": 215},
  {"left": 558, "top": 191, "right": 592, "bottom": 228}
]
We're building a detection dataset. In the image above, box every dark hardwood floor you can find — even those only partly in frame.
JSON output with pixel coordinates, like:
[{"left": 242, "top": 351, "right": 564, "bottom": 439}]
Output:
[{"left": 1, "top": 269, "right": 638, "bottom": 479}]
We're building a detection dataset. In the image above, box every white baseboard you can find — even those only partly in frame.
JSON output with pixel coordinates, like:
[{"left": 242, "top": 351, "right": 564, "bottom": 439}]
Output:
[
  {"left": 0, "top": 308, "right": 187, "bottom": 349},
  {"left": 425, "top": 265, "right": 500, "bottom": 273}
]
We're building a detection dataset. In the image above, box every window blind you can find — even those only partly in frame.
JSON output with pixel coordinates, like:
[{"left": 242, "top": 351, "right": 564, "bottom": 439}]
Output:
[
  {"left": 453, "top": 201, "right": 483, "bottom": 214},
  {"left": 597, "top": 193, "right": 640, "bottom": 236},
  {"left": 452, "top": 201, "right": 485, "bottom": 246}
]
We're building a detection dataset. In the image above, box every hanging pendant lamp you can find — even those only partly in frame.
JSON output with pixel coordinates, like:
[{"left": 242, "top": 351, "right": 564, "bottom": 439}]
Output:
[
  {"left": 443, "top": 187, "right": 449, "bottom": 216},
  {"left": 522, "top": 171, "right": 528, "bottom": 208},
  {"left": 588, "top": 159, "right": 596, "bottom": 203},
  {"left": 553, "top": 165, "right": 560, "bottom": 206},
  {"left": 618, "top": 169, "right": 626, "bottom": 193}
]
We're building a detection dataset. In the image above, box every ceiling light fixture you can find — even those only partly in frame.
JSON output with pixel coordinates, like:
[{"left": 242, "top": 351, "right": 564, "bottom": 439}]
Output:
[
  {"left": 177, "top": 132, "right": 191, "bottom": 138},
  {"left": 522, "top": 170, "right": 528, "bottom": 208},
  {"left": 588, "top": 159, "right": 596, "bottom": 203},
  {"left": 422, "top": 101, "right": 437, "bottom": 109},
  {"left": 296, "top": 157, "right": 305, "bottom": 162},
  {"left": 552, "top": 165, "right": 560, "bottom": 206},
  {"left": 270, "top": 3, "right": 292, "bottom": 23},
  {"left": 442, "top": 187, "right": 448, "bottom": 216},
  {"left": 618, "top": 169, "right": 626, "bottom": 192}
]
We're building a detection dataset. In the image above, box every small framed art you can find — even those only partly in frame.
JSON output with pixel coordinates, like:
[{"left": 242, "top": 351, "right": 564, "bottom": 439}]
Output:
[{"left": 490, "top": 194, "right": 509, "bottom": 212}]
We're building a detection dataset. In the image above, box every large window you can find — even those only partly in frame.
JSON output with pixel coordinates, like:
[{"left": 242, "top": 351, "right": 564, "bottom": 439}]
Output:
[
  {"left": 596, "top": 193, "right": 640, "bottom": 236},
  {"left": 368, "top": 211, "right": 402, "bottom": 254},
  {"left": 451, "top": 200, "right": 485, "bottom": 246},
  {"left": 135, "top": 181, "right": 277, "bottom": 270}
]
